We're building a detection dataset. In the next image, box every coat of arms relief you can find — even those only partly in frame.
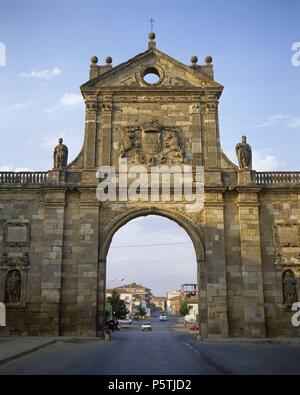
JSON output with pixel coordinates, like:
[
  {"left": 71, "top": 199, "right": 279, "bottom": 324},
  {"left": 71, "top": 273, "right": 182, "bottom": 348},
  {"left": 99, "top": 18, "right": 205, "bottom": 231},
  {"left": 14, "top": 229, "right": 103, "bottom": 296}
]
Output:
[
  {"left": 120, "top": 120, "right": 185, "bottom": 166},
  {"left": 273, "top": 222, "right": 300, "bottom": 265}
]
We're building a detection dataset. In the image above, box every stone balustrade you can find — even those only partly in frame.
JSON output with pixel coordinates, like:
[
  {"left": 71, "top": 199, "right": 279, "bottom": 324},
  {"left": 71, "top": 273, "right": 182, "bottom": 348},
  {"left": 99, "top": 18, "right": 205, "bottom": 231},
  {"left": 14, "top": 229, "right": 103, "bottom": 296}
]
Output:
[
  {"left": 0, "top": 171, "right": 48, "bottom": 184},
  {"left": 256, "top": 171, "right": 300, "bottom": 185},
  {"left": 1, "top": 170, "right": 300, "bottom": 187}
]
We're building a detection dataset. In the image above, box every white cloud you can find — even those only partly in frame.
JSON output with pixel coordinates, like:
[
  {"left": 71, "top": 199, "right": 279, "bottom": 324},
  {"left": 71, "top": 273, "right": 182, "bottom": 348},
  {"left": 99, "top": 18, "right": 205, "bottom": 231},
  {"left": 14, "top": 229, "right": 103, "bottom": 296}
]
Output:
[
  {"left": 43, "top": 105, "right": 59, "bottom": 113},
  {"left": 0, "top": 165, "right": 32, "bottom": 172},
  {"left": 256, "top": 114, "right": 288, "bottom": 128},
  {"left": 42, "top": 93, "right": 83, "bottom": 114},
  {"left": 252, "top": 150, "right": 282, "bottom": 171},
  {"left": 286, "top": 117, "right": 300, "bottom": 129},
  {"left": 19, "top": 67, "right": 62, "bottom": 79},
  {"left": 225, "top": 148, "right": 283, "bottom": 171},
  {"left": 257, "top": 114, "right": 300, "bottom": 129},
  {"left": 0, "top": 101, "right": 31, "bottom": 112},
  {"left": 59, "top": 92, "right": 83, "bottom": 107}
]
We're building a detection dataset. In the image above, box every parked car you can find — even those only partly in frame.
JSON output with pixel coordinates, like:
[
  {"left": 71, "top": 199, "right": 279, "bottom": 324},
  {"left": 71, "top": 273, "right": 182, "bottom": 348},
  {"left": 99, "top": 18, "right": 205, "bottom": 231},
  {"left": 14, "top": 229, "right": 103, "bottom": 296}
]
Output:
[
  {"left": 118, "top": 318, "right": 132, "bottom": 325},
  {"left": 142, "top": 322, "right": 152, "bottom": 331},
  {"left": 159, "top": 312, "right": 167, "bottom": 321},
  {"left": 189, "top": 323, "right": 199, "bottom": 331}
]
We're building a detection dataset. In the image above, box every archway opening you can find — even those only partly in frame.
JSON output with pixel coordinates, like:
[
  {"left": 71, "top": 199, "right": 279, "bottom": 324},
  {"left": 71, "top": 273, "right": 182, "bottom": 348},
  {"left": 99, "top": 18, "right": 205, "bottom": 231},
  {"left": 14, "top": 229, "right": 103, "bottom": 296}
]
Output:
[{"left": 105, "top": 214, "right": 198, "bottom": 331}]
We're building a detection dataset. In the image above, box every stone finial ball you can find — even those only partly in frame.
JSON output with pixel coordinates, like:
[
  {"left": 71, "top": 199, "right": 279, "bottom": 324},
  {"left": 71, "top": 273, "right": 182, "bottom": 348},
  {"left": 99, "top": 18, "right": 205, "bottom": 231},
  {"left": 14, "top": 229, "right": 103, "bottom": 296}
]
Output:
[
  {"left": 148, "top": 32, "right": 156, "bottom": 40},
  {"left": 105, "top": 56, "right": 113, "bottom": 64},
  {"left": 205, "top": 55, "right": 213, "bottom": 64},
  {"left": 191, "top": 55, "right": 198, "bottom": 64},
  {"left": 90, "top": 56, "right": 98, "bottom": 64}
]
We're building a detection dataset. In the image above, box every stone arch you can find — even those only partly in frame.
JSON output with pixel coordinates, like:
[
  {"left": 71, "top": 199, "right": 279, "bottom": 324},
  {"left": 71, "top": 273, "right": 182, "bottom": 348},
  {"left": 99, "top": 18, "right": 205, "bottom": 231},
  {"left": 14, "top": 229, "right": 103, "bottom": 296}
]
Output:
[
  {"left": 96, "top": 206, "right": 207, "bottom": 338},
  {"left": 99, "top": 207, "right": 205, "bottom": 262}
]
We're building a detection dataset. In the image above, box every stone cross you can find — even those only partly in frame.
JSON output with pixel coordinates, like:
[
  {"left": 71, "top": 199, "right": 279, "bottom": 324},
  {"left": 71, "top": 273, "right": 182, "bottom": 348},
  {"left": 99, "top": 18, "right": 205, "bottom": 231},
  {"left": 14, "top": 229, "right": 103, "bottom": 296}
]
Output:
[{"left": 149, "top": 17, "right": 155, "bottom": 31}]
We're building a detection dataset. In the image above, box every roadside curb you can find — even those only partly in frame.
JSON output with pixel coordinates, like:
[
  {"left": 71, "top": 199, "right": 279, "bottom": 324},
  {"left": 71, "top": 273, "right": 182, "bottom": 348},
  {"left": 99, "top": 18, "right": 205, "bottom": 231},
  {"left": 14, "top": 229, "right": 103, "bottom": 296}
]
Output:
[
  {"left": 0, "top": 336, "right": 107, "bottom": 366},
  {"left": 0, "top": 339, "right": 58, "bottom": 366},
  {"left": 200, "top": 338, "right": 300, "bottom": 345}
]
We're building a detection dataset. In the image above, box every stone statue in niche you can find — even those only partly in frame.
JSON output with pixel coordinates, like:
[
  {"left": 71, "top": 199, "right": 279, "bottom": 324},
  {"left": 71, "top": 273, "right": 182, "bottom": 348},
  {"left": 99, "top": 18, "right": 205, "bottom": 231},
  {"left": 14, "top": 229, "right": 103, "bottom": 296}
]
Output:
[
  {"left": 5, "top": 270, "right": 21, "bottom": 304},
  {"left": 236, "top": 135, "right": 252, "bottom": 169},
  {"left": 282, "top": 270, "right": 297, "bottom": 305},
  {"left": 53, "top": 138, "right": 68, "bottom": 169}
]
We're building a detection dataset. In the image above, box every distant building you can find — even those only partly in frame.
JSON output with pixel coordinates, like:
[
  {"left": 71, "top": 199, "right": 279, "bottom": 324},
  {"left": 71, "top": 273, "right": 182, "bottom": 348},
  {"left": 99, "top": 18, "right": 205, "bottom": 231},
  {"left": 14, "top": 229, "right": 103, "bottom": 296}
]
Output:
[
  {"left": 106, "top": 282, "right": 152, "bottom": 317},
  {"left": 167, "top": 295, "right": 181, "bottom": 314},
  {"left": 180, "top": 283, "right": 198, "bottom": 323},
  {"left": 180, "top": 284, "right": 197, "bottom": 296},
  {"left": 151, "top": 296, "right": 167, "bottom": 311},
  {"left": 167, "top": 289, "right": 181, "bottom": 300},
  {"left": 166, "top": 289, "right": 181, "bottom": 313}
]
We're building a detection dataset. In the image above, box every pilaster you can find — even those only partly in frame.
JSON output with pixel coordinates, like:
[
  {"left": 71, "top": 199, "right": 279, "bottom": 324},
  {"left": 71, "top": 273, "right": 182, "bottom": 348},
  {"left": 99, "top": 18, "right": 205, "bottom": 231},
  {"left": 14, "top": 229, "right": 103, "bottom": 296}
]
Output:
[
  {"left": 204, "top": 190, "right": 229, "bottom": 338},
  {"left": 40, "top": 190, "right": 66, "bottom": 335},
  {"left": 77, "top": 189, "right": 100, "bottom": 335},
  {"left": 237, "top": 188, "right": 266, "bottom": 337},
  {"left": 201, "top": 93, "right": 221, "bottom": 170},
  {"left": 84, "top": 97, "right": 98, "bottom": 168},
  {"left": 99, "top": 97, "right": 113, "bottom": 166}
]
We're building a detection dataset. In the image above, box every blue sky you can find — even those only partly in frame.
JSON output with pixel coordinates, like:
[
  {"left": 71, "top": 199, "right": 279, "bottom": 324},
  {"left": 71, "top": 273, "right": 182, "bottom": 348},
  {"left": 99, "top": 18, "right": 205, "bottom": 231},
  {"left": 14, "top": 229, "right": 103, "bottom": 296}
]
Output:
[
  {"left": 0, "top": 0, "right": 299, "bottom": 171},
  {"left": 107, "top": 216, "right": 197, "bottom": 295},
  {"left": 1, "top": 0, "right": 299, "bottom": 295}
]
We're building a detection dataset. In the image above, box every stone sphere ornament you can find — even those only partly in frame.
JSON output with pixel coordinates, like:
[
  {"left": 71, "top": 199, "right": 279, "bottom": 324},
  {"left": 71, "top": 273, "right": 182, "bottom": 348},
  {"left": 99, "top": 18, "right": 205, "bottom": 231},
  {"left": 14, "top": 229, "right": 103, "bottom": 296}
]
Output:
[
  {"left": 148, "top": 32, "right": 156, "bottom": 40},
  {"left": 205, "top": 55, "right": 213, "bottom": 64},
  {"left": 90, "top": 56, "right": 98, "bottom": 64},
  {"left": 105, "top": 56, "right": 113, "bottom": 64},
  {"left": 191, "top": 56, "right": 198, "bottom": 64}
]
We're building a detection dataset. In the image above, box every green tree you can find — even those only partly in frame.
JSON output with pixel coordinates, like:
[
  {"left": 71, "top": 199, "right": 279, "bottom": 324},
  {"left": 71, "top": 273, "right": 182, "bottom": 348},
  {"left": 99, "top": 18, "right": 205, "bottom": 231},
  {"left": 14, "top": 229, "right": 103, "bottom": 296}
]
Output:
[
  {"left": 107, "top": 290, "right": 129, "bottom": 319},
  {"left": 137, "top": 305, "right": 146, "bottom": 318},
  {"left": 179, "top": 301, "right": 192, "bottom": 317}
]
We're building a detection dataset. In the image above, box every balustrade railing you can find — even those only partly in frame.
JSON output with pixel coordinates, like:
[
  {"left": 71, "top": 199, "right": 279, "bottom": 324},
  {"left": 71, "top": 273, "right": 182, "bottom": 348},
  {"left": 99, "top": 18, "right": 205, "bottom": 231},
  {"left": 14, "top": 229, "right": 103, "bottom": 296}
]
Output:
[
  {"left": 1, "top": 170, "right": 299, "bottom": 186},
  {"left": 0, "top": 171, "right": 48, "bottom": 184},
  {"left": 256, "top": 172, "right": 300, "bottom": 185}
]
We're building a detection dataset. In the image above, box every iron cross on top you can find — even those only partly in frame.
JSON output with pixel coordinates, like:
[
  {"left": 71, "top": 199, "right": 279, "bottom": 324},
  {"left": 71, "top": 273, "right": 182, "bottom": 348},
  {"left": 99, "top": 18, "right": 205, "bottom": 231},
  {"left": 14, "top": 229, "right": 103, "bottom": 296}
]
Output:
[{"left": 149, "top": 17, "right": 155, "bottom": 31}]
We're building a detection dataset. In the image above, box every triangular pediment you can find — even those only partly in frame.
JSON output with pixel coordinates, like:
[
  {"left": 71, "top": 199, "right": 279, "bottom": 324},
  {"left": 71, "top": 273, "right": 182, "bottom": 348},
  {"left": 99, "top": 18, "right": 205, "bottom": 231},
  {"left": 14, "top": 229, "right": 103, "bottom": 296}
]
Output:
[{"left": 81, "top": 48, "right": 223, "bottom": 92}]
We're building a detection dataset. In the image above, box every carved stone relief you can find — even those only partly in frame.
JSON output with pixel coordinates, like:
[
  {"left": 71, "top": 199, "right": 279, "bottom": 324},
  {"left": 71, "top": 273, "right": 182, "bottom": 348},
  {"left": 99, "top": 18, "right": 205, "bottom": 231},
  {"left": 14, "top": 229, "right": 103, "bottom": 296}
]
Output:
[
  {"left": 119, "top": 120, "right": 185, "bottom": 166},
  {"left": 274, "top": 222, "right": 300, "bottom": 265},
  {"left": 4, "top": 220, "right": 30, "bottom": 248}
]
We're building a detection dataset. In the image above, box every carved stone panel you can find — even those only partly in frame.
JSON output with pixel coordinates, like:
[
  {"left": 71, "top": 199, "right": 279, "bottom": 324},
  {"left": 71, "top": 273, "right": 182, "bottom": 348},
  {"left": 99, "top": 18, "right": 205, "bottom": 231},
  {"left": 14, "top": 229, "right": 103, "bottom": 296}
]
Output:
[
  {"left": 274, "top": 223, "right": 300, "bottom": 265},
  {"left": 119, "top": 120, "right": 185, "bottom": 166},
  {"left": 4, "top": 220, "right": 30, "bottom": 247}
]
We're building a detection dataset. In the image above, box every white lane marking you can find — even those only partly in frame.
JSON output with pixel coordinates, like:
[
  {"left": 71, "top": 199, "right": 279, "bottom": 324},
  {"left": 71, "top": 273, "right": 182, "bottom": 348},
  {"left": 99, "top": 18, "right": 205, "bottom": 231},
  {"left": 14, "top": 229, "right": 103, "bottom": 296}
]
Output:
[{"left": 181, "top": 341, "right": 201, "bottom": 356}]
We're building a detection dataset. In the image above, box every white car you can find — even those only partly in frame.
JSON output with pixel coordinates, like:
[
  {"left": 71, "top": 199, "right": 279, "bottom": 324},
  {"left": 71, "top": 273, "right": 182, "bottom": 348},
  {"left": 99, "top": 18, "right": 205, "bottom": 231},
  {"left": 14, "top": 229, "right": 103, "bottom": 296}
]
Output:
[
  {"left": 142, "top": 322, "right": 152, "bottom": 331},
  {"left": 118, "top": 318, "right": 132, "bottom": 325},
  {"left": 159, "top": 314, "right": 167, "bottom": 321}
]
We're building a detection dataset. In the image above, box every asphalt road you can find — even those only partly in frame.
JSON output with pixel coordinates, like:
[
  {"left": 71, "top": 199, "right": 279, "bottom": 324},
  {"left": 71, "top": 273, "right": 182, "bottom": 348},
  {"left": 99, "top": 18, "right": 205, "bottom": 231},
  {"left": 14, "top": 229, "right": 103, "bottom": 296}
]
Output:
[{"left": 1, "top": 316, "right": 300, "bottom": 375}]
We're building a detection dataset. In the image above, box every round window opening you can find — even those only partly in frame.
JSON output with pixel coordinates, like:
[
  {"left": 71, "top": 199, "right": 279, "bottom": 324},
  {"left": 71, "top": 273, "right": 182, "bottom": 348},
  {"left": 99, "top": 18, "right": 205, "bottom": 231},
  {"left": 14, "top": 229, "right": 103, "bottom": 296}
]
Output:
[{"left": 142, "top": 67, "right": 161, "bottom": 85}]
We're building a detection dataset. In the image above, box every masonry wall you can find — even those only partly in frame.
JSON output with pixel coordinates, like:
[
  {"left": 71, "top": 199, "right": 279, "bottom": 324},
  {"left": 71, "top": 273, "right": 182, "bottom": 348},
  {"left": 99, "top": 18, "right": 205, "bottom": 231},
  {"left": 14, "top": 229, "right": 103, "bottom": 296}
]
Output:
[
  {"left": 1, "top": 186, "right": 300, "bottom": 337},
  {"left": 0, "top": 188, "right": 45, "bottom": 335},
  {"left": 223, "top": 191, "right": 244, "bottom": 337},
  {"left": 259, "top": 191, "right": 300, "bottom": 337}
]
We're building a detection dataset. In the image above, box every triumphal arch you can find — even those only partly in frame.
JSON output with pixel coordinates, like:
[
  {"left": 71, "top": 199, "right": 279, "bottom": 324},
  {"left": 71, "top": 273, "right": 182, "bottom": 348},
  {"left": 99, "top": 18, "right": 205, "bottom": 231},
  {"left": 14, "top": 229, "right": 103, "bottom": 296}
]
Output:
[{"left": 0, "top": 33, "right": 299, "bottom": 338}]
